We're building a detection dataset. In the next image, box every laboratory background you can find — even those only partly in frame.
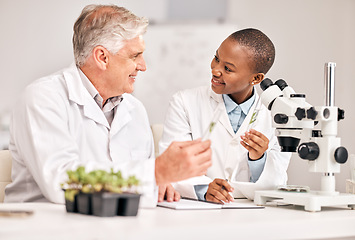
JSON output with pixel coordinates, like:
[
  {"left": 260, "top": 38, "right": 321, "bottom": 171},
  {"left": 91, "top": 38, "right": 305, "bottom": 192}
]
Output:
[{"left": 0, "top": 0, "right": 354, "bottom": 193}]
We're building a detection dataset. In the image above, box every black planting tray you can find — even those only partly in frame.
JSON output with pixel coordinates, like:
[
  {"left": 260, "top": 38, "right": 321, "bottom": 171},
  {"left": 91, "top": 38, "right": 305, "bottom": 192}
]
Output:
[{"left": 65, "top": 192, "right": 141, "bottom": 217}]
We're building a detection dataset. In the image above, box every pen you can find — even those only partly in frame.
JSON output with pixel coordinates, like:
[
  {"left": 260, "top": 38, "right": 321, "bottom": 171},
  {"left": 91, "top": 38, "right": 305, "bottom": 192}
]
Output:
[{"left": 224, "top": 179, "right": 234, "bottom": 201}]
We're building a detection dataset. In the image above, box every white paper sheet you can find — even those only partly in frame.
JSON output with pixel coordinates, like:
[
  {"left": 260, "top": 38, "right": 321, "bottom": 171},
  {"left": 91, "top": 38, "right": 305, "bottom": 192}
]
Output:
[{"left": 157, "top": 199, "right": 264, "bottom": 210}]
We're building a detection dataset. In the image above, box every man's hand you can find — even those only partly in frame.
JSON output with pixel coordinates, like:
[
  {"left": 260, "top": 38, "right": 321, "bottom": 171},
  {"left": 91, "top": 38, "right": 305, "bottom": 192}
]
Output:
[
  {"left": 155, "top": 139, "right": 212, "bottom": 185},
  {"left": 158, "top": 184, "right": 180, "bottom": 202},
  {"left": 205, "top": 178, "right": 234, "bottom": 204},
  {"left": 240, "top": 129, "right": 269, "bottom": 160}
]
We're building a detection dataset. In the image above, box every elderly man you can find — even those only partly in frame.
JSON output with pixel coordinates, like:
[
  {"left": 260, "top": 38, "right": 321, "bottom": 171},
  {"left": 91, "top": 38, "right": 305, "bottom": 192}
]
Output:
[{"left": 5, "top": 4, "right": 212, "bottom": 207}]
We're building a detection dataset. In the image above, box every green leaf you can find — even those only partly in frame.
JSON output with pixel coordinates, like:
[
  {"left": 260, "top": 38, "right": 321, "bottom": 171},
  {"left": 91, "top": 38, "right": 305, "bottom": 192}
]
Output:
[{"left": 64, "top": 189, "right": 79, "bottom": 202}]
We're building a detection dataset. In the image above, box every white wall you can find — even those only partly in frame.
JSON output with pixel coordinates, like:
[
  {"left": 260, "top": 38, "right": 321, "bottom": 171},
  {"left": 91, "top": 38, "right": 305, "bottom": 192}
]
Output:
[
  {"left": 0, "top": 0, "right": 354, "bottom": 192},
  {"left": 0, "top": 0, "right": 167, "bottom": 115}
]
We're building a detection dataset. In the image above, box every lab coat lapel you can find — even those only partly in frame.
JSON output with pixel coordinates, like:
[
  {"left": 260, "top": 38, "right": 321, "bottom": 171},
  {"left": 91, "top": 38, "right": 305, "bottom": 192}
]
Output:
[
  {"left": 64, "top": 65, "right": 109, "bottom": 129},
  {"left": 219, "top": 109, "right": 235, "bottom": 137},
  {"left": 208, "top": 88, "right": 235, "bottom": 137},
  {"left": 82, "top": 99, "right": 110, "bottom": 128},
  {"left": 223, "top": 91, "right": 261, "bottom": 182},
  {"left": 238, "top": 92, "right": 261, "bottom": 134},
  {"left": 110, "top": 94, "right": 133, "bottom": 136}
]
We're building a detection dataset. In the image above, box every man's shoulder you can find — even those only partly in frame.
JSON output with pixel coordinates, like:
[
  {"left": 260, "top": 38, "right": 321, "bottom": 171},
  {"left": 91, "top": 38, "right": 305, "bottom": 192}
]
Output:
[
  {"left": 22, "top": 67, "right": 73, "bottom": 105},
  {"left": 26, "top": 67, "right": 70, "bottom": 92}
]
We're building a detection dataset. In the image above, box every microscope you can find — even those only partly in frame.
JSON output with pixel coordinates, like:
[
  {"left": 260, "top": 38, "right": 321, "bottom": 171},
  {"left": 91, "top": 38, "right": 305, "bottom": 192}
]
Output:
[{"left": 254, "top": 62, "right": 355, "bottom": 211}]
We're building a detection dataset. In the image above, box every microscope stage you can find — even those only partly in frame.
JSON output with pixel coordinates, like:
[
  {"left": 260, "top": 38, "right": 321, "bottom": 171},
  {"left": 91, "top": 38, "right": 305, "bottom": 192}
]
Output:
[{"left": 254, "top": 190, "right": 355, "bottom": 212}]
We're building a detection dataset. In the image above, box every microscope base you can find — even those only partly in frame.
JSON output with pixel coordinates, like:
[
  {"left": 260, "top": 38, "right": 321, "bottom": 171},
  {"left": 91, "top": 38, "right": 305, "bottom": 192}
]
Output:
[{"left": 254, "top": 190, "right": 355, "bottom": 212}]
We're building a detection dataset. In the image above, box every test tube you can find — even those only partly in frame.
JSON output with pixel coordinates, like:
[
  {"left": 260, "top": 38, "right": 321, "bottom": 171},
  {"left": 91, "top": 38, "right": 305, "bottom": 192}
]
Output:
[
  {"left": 201, "top": 106, "right": 224, "bottom": 141},
  {"left": 246, "top": 97, "right": 261, "bottom": 132}
]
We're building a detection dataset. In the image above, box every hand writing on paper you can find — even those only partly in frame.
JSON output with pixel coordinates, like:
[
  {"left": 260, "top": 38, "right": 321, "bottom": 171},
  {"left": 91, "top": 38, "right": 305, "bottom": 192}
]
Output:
[
  {"left": 205, "top": 178, "right": 234, "bottom": 204},
  {"left": 240, "top": 129, "right": 269, "bottom": 160}
]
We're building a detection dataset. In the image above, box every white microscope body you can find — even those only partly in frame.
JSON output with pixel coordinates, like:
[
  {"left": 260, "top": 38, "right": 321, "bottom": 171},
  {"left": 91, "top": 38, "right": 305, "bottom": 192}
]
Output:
[{"left": 254, "top": 63, "right": 355, "bottom": 211}]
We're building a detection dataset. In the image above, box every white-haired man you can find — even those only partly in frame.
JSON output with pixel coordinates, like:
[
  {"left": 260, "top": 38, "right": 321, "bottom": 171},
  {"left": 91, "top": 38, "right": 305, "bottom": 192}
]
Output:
[{"left": 5, "top": 4, "right": 212, "bottom": 207}]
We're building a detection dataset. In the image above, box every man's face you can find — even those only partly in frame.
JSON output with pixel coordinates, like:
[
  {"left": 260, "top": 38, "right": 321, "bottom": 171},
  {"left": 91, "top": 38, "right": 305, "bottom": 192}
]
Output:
[
  {"left": 210, "top": 37, "right": 256, "bottom": 104},
  {"left": 106, "top": 35, "right": 146, "bottom": 95}
]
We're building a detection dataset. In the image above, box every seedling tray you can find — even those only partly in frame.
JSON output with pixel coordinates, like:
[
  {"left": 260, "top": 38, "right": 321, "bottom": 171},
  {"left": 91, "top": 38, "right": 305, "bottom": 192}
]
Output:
[{"left": 65, "top": 192, "right": 140, "bottom": 217}]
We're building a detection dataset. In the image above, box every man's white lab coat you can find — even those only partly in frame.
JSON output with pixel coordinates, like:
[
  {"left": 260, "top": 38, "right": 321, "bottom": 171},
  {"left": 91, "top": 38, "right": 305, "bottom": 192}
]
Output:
[
  {"left": 5, "top": 65, "right": 157, "bottom": 207},
  {"left": 159, "top": 86, "right": 291, "bottom": 200}
]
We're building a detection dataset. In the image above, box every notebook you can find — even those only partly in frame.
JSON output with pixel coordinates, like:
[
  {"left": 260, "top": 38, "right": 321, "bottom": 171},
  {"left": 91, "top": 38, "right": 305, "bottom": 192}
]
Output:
[{"left": 157, "top": 198, "right": 264, "bottom": 210}]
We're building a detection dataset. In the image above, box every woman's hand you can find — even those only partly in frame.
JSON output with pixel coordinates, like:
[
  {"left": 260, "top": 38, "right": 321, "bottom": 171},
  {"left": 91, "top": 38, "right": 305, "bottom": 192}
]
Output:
[
  {"left": 205, "top": 178, "right": 234, "bottom": 204},
  {"left": 240, "top": 129, "right": 269, "bottom": 160}
]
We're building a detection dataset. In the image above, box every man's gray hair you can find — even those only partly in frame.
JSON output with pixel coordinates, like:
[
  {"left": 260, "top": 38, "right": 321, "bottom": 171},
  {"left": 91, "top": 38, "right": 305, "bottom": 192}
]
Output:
[{"left": 73, "top": 4, "right": 149, "bottom": 67}]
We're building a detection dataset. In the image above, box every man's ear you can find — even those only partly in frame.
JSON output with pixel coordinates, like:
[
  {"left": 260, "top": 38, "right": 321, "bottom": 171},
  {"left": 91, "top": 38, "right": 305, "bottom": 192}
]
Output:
[
  {"left": 92, "top": 46, "right": 109, "bottom": 70},
  {"left": 251, "top": 73, "right": 265, "bottom": 85}
]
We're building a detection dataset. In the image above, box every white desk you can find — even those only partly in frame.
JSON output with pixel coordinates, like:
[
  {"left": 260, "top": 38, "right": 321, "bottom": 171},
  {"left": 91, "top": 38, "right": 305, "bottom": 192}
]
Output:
[{"left": 1, "top": 200, "right": 355, "bottom": 240}]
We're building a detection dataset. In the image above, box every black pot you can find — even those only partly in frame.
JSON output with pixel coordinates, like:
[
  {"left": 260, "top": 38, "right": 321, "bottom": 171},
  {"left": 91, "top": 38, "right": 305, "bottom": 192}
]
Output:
[
  {"left": 64, "top": 191, "right": 140, "bottom": 217},
  {"left": 117, "top": 193, "right": 141, "bottom": 216},
  {"left": 92, "top": 192, "right": 120, "bottom": 217},
  {"left": 77, "top": 193, "right": 93, "bottom": 215},
  {"left": 65, "top": 194, "right": 78, "bottom": 213}
]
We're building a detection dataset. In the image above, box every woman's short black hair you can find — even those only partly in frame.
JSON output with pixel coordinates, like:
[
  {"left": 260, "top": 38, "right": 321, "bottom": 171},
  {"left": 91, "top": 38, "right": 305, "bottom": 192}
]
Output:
[{"left": 229, "top": 28, "right": 275, "bottom": 74}]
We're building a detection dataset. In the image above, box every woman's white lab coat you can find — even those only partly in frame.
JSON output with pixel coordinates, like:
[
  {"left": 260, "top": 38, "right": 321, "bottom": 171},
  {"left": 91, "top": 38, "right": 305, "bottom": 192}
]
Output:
[
  {"left": 5, "top": 64, "right": 157, "bottom": 207},
  {"left": 159, "top": 86, "right": 291, "bottom": 200}
]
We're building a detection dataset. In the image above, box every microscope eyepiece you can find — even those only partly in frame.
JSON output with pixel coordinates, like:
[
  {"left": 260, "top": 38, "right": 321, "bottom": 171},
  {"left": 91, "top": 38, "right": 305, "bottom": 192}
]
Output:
[
  {"left": 260, "top": 78, "right": 273, "bottom": 91},
  {"left": 275, "top": 79, "right": 288, "bottom": 90}
]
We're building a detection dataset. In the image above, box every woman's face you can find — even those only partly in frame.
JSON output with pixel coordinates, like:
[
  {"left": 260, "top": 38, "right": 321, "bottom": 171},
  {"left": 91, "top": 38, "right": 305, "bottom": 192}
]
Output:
[{"left": 210, "top": 37, "right": 259, "bottom": 104}]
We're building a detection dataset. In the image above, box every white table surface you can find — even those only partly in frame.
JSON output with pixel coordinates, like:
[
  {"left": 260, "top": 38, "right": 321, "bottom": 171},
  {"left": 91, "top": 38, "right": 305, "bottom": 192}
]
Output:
[{"left": 1, "top": 200, "right": 355, "bottom": 240}]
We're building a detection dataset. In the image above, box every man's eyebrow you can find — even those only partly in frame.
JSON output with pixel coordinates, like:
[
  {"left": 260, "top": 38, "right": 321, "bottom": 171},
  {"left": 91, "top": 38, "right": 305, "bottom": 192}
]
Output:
[{"left": 133, "top": 51, "right": 144, "bottom": 57}]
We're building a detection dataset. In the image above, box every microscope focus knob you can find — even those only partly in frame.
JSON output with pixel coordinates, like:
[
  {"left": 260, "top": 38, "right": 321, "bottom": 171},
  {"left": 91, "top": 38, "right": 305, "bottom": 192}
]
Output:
[
  {"left": 298, "top": 142, "right": 319, "bottom": 161},
  {"left": 307, "top": 107, "right": 318, "bottom": 120},
  {"left": 274, "top": 114, "right": 289, "bottom": 124},
  {"left": 295, "top": 108, "right": 306, "bottom": 120},
  {"left": 334, "top": 147, "right": 348, "bottom": 164}
]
